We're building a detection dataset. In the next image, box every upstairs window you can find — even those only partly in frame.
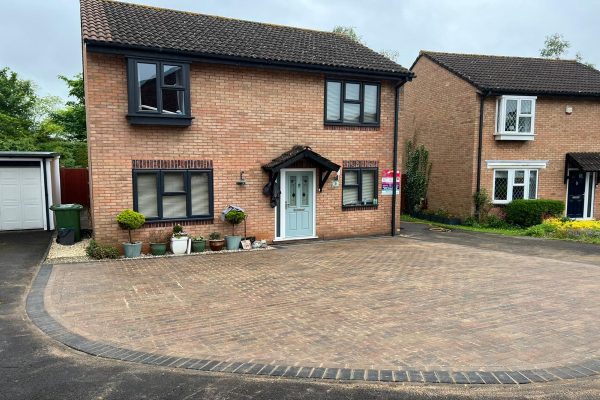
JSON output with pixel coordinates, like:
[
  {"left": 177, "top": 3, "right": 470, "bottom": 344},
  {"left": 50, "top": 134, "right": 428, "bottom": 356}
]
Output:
[
  {"left": 127, "top": 59, "right": 192, "bottom": 126},
  {"left": 325, "top": 80, "right": 380, "bottom": 125},
  {"left": 496, "top": 96, "right": 536, "bottom": 135},
  {"left": 342, "top": 167, "right": 378, "bottom": 207}
]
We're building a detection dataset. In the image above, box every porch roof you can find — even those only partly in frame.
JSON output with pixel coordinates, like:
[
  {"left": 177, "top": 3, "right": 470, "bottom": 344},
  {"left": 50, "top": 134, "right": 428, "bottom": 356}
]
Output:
[
  {"left": 262, "top": 146, "right": 340, "bottom": 173},
  {"left": 565, "top": 152, "right": 600, "bottom": 183}
]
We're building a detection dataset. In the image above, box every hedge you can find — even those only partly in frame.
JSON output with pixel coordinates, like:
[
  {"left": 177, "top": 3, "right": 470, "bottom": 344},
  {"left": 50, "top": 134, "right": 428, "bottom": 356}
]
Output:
[{"left": 505, "top": 199, "right": 565, "bottom": 227}]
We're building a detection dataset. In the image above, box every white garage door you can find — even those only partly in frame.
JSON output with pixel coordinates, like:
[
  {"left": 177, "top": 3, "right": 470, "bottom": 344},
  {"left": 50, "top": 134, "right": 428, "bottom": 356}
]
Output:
[{"left": 0, "top": 166, "right": 45, "bottom": 230}]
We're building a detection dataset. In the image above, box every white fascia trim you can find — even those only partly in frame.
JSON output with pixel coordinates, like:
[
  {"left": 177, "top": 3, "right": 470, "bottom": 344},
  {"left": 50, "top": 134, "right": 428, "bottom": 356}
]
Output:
[{"left": 485, "top": 160, "right": 549, "bottom": 169}]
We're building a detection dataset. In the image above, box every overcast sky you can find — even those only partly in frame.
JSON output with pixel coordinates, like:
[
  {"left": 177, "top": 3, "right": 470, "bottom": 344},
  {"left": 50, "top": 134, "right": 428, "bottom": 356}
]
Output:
[{"left": 2, "top": 0, "right": 599, "bottom": 101}]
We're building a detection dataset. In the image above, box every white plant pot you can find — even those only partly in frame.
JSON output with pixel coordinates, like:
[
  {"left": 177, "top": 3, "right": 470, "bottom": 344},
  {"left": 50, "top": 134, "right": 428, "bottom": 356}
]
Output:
[{"left": 171, "top": 236, "right": 189, "bottom": 255}]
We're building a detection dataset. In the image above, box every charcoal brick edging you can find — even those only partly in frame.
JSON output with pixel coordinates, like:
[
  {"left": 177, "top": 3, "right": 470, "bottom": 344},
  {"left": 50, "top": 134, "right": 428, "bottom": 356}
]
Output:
[{"left": 26, "top": 264, "right": 600, "bottom": 385}]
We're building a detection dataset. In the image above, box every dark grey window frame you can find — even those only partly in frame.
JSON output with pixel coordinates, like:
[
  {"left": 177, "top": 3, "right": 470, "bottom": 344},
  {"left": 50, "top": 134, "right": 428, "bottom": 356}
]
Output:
[
  {"left": 132, "top": 168, "right": 213, "bottom": 222},
  {"left": 126, "top": 58, "right": 193, "bottom": 126},
  {"left": 324, "top": 79, "right": 381, "bottom": 127},
  {"left": 342, "top": 167, "right": 379, "bottom": 208}
]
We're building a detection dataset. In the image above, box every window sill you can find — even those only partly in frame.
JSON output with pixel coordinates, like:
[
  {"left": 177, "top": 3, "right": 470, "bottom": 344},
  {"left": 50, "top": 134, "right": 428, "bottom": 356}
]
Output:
[
  {"left": 342, "top": 204, "right": 378, "bottom": 211},
  {"left": 324, "top": 122, "right": 380, "bottom": 128},
  {"left": 127, "top": 114, "right": 194, "bottom": 126},
  {"left": 144, "top": 217, "right": 214, "bottom": 226},
  {"left": 494, "top": 132, "right": 535, "bottom": 141}
]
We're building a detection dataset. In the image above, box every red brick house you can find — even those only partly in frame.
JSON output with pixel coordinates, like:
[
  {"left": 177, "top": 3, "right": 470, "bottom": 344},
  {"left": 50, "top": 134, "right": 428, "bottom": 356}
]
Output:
[
  {"left": 403, "top": 51, "right": 600, "bottom": 220},
  {"left": 80, "top": 0, "right": 413, "bottom": 246}
]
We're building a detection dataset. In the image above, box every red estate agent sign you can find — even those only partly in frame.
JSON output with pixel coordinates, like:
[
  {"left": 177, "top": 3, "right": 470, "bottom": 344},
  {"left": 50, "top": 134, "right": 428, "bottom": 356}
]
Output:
[{"left": 381, "top": 169, "right": 400, "bottom": 195}]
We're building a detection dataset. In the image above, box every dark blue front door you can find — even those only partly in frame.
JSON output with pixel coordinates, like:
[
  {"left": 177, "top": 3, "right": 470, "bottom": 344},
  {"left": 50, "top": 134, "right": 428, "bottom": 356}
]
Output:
[{"left": 567, "top": 170, "right": 586, "bottom": 218}]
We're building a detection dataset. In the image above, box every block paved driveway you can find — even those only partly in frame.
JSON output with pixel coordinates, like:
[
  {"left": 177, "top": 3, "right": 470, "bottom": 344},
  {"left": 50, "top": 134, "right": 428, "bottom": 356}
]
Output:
[{"left": 43, "top": 225, "right": 600, "bottom": 379}]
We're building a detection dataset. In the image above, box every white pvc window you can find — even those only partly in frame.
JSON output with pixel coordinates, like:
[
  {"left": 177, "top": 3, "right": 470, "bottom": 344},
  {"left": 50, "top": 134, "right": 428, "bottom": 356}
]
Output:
[
  {"left": 493, "top": 169, "right": 538, "bottom": 204},
  {"left": 496, "top": 96, "right": 536, "bottom": 134}
]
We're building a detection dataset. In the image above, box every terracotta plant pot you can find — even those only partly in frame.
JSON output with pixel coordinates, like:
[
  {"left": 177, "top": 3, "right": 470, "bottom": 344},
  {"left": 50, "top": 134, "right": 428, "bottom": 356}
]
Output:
[{"left": 209, "top": 239, "right": 225, "bottom": 251}]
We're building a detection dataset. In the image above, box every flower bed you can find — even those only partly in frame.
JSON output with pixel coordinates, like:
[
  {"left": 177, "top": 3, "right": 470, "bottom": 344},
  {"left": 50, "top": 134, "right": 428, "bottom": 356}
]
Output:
[{"left": 526, "top": 218, "right": 600, "bottom": 244}]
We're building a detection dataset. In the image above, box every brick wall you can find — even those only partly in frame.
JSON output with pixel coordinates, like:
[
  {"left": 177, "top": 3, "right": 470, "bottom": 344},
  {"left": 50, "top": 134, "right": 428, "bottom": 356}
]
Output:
[
  {"left": 481, "top": 96, "right": 600, "bottom": 218},
  {"left": 84, "top": 50, "right": 402, "bottom": 247},
  {"left": 400, "top": 56, "right": 479, "bottom": 217}
]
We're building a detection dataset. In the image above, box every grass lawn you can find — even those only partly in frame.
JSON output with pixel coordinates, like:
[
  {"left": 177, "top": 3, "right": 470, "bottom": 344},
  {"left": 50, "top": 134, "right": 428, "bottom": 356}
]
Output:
[{"left": 400, "top": 214, "right": 528, "bottom": 236}]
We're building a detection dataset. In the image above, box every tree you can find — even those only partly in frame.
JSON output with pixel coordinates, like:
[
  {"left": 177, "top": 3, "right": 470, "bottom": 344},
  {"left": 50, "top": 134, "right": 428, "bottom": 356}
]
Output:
[
  {"left": 332, "top": 26, "right": 363, "bottom": 44},
  {"left": 0, "top": 67, "right": 37, "bottom": 125},
  {"left": 540, "top": 33, "right": 595, "bottom": 68},
  {"left": 49, "top": 74, "right": 86, "bottom": 141}
]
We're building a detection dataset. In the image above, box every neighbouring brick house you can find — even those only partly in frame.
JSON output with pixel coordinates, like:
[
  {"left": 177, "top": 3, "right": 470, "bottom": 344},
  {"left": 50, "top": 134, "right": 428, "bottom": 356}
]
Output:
[
  {"left": 80, "top": 0, "right": 413, "bottom": 247},
  {"left": 403, "top": 51, "right": 600, "bottom": 219}
]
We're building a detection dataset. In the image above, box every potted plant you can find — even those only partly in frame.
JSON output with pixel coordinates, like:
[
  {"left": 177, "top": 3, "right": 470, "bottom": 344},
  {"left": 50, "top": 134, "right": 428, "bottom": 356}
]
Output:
[
  {"left": 171, "top": 224, "right": 189, "bottom": 255},
  {"left": 149, "top": 230, "right": 168, "bottom": 256},
  {"left": 116, "top": 209, "right": 145, "bottom": 258},
  {"left": 208, "top": 231, "right": 225, "bottom": 251},
  {"left": 224, "top": 209, "right": 247, "bottom": 250},
  {"left": 191, "top": 236, "right": 206, "bottom": 252}
]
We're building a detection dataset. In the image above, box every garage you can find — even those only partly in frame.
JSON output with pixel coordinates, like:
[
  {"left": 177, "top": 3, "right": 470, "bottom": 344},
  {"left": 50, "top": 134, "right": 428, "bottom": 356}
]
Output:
[{"left": 0, "top": 152, "right": 61, "bottom": 231}]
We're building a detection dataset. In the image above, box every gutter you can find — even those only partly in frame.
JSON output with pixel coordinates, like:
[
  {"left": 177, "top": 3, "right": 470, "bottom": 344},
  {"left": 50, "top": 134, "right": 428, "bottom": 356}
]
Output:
[{"left": 391, "top": 79, "right": 409, "bottom": 236}]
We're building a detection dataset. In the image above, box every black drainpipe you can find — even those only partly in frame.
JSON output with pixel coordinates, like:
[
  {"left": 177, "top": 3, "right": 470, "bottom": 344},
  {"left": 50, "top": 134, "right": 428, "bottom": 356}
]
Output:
[
  {"left": 391, "top": 80, "right": 407, "bottom": 236},
  {"left": 475, "top": 92, "right": 488, "bottom": 216}
]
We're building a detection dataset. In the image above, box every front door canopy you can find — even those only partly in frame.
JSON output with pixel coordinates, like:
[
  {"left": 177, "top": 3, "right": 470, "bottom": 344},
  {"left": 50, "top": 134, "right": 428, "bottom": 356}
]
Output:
[
  {"left": 262, "top": 146, "right": 341, "bottom": 206},
  {"left": 565, "top": 153, "right": 600, "bottom": 183}
]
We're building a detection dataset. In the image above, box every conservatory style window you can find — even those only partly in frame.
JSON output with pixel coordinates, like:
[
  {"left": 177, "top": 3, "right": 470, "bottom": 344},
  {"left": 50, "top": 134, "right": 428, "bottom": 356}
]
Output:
[
  {"left": 493, "top": 169, "right": 538, "bottom": 204},
  {"left": 495, "top": 96, "right": 536, "bottom": 140}
]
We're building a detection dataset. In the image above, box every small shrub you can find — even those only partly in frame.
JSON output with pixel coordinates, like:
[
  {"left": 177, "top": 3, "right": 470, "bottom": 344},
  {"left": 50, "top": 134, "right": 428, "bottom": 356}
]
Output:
[
  {"left": 482, "top": 215, "right": 511, "bottom": 229},
  {"left": 463, "top": 216, "right": 479, "bottom": 227},
  {"left": 116, "top": 209, "right": 145, "bottom": 243},
  {"left": 505, "top": 199, "right": 564, "bottom": 227},
  {"left": 172, "top": 224, "right": 184, "bottom": 235},
  {"left": 86, "top": 240, "right": 120, "bottom": 259},
  {"left": 148, "top": 230, "right": 168, "bottom": 244},
  {"left": 473, "top": 189, "right": 492, "bottom": 222},
  {"left": 209, "top": 232, "right": 221, "bottom": 240},
  {"left": 224, "top": 209, "right": 247, "bottom": 235}
]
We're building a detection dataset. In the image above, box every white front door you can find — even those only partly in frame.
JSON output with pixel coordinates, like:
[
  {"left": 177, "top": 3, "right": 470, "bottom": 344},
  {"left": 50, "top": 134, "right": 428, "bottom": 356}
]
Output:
[
  {"left": 279, "top": 169, "right": 316, "bottom": 239},
  {"left": 0, "top": 166, "right": 44, "bottom": 230}
]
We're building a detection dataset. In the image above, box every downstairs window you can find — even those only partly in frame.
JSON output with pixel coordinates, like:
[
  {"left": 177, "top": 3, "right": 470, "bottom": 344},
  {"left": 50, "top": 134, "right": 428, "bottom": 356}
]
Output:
[
  {"left": 493, "top": 169, "right": 538, "bottom": 204},
  {"left": 133, "top": 169, "right": 213, "bottom": 221},
  {"left": 342, "top": 167, "right": 378, "bottom": 207}
]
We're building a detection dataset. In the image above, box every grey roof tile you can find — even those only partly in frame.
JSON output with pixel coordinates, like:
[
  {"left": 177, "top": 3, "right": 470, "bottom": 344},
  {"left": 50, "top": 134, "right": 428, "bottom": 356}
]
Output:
[
  {"left": 419, "top": 51, "right": 600, "bottom": 96},
  {"left": 80, "top": 0, "right": 411, "bottom": 77}
]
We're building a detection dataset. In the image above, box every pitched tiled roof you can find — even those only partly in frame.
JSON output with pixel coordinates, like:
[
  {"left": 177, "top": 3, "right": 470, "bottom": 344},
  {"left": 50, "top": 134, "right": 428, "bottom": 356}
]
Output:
[
  {"left": 418, "top": 51, "right": 600, "bottom": 96},
  {"left": 80, "top": 0, "right": 412, "bottom": 78}
]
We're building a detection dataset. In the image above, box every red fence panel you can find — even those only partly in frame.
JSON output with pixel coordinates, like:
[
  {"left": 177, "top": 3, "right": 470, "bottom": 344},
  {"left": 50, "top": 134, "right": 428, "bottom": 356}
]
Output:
[{"left": 60, "top": 168, "right": 90, "bottom": 207}]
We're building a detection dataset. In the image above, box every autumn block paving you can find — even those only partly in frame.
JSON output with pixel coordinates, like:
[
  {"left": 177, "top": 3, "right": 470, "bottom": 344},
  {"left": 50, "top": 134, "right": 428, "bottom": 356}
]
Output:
[{"left": 33, "top": 236, "right": 600, "bottom": 384}]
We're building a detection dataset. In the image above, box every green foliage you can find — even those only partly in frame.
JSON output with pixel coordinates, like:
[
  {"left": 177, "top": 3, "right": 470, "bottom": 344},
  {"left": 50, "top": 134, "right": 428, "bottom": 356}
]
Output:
[
  {"left": 379, "top": 49, "right": 400, "bottom": 62},
  {"left": 540, "top": 33, "right": 595, "bottom": 69},
  {"left": 473, "top": 189, "right": 492, "bottom": 222},
  {"left": 192, "top": 236, "right": 205, "bottom": 241},
  {"left": 525, "top": 222, "right": 558, "bottom": 238},
  {"left": 49, "top": 74, "right": 86, "bottom": 141},
  {"left": 224, "top": 209, "right": 247, "bottom": 235},
  {"left": 116, "top": 209, "right": 145, "bottom": 243},
  {"left": 404, "top": 139, "right": 432, "bottom": 214},
  {"left": 540, "top": 33, "right": 570, "bottom": 59},
  {"left": 209, "top": 232, "right": 221, "bottom": 240},
  {"left": 86, "top": 239, "right": 120, "bottom": 259},
  {"left": 332, "top": 26, "right": 363, "bottom": 44},
  {"left": 505, "top": 199, "right": 565, "bottom": 227},
  {"left": 0, "top": 67, "right": 88, "bottom": 166},
  {"left": 172, "top": 224, "right": 184, "bottom": 235},
  {"left": 0, "top": 67, "right": 37, "bottom": 124}
]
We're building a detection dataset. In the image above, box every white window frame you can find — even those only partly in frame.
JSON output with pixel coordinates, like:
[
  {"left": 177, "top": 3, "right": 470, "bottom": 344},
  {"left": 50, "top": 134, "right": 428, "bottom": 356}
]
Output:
[
  {"left": 492, "top": 169, "right": 539, "bottom": 204},
  {"left": 496, "top": 95, "right": 537, "bottom": 136}
]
